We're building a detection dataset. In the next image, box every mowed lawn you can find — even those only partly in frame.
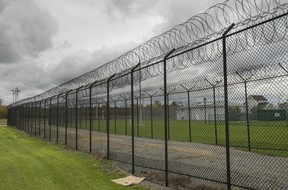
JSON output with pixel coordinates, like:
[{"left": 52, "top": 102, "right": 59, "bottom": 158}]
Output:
[
  {"left": 0, "top": 121, "right": 142, "bottom": 190},
  {"left": 74, "top": 118, "right": 288, "bottom": 156}
]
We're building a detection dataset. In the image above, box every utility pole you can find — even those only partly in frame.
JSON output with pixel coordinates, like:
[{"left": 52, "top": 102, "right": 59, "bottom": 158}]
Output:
[{"left": 12, "top": 88, "right": 20, "bottom": 103}]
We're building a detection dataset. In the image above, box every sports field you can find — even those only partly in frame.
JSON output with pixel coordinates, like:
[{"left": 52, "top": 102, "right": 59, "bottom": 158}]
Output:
[{"left": 73, "top": 118, "right": 288, "bottom": 157}]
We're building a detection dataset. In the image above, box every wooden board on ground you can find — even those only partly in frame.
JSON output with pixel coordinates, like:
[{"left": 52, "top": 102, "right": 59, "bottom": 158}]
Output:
[{"left": 112, "top": 176, "right": 145, "bottom": 186}]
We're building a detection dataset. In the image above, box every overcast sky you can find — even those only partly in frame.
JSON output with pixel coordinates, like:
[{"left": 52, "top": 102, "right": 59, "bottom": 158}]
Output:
[{"left": 0, "top": 0, "right": 222, "bottom": 105}]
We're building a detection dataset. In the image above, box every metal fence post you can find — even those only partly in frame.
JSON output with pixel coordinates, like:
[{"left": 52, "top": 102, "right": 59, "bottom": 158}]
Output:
[
  {"left": 22, "top": 106, "right": 24, "bottom": 130},
  {"left": 15, "top": 107, "right": 18, "bottom": 129},
  {"left": 167, "top": 95, "right": 170, "bottom": 140},
  {"left": 27, "top": 104, "right": 30, "bottom": 133},
  {"left": 278, "top": 63, "right": 288, "bottom": 128},
  {"left": 49, "top": 98, "right": 51, "bottom": 141},
  {"left": 204, "top": 97, "right": 207, "bottom": 124},
  {"left": 106, "top": 74, "right": 116, "bottom": 159},
  {"left": 89, "top": 80, "right": 98, "bottom": 154},
  {"left": 65, "top": 90, "right": 72, "bottom": 146},
  {"left": 21, "top": 106, "right": 24, "bottom": 130},
  {"left": 160, "top": 87, "right": 175, "bottom": 141},
  {"left": 187, "top": 90, "right": 191, "bottom": 141},
  {"left": 114, "top": 100, "right": 117, "bottom": 134},
  {"left": 27, "top": 105, "right": 29, "bottom": 133},
  {"left": 44, "top": 99, "right": 47, "bottom": 139},
  {"left": 136, "top": 97, "right": 139, "bottom": 137},
  {"left": 124, "top": 98, "right": 128, "bottom": 135},
  {"left": 223, "top": 23, "right": 235, "bottom": 190},
  {"left": 20, "top": 106, "right": 22, "bottom": 130},
  {"left": 144, "top": 91, "right": 158, "bottom": 139},
  {"left": 163, "top": 49, "right": 175, "bottom": 187},
  {"left": 34, "top": 102, "right": 37, "bottom": 136},
  {"left": 98, "top": 104, "right": 101, "bottom": 132},
  {"left": 17, "top": 107, "right": 19, "bottom": 129},
  {"left": 16, "top": 107, "right": 18, "bottom": 129},
  {"left": 49, "top": 96, "right": 55, "bottom": 141},
  {"left": 130, "top": 61, "right": 140, "bottom": 174},
  {"left": 18, "top": 107, "right": 20, "bottom": 129},
  {"left": 243, "top": 80, "right": 251, "bottom": 151},
  {"left": 39, "top": 100, "right": 42, "bottom": 137},
  {"left": 131, "top": 63, "right": 140, "bottom": 174},
  {"left": 19, "top": 106, "right": 21, "bottom": 130},
  {"left": 30, "top": 103, "right": 33, "bottom": 134},
  {"left": 24, "top": 104, "right": 27, "bottom": 132},
  {"left": 9, "top": 108, "right": 12, "bottom": 126},
  {"left": 111, "top": 97, "right": 120, "bottom": 135},
  {"left": 76, "top": 86, "right": 83, "bottom": 151},
  {"left": 236, "top": 71, "right": 253, "bottom": 151},
  {"left": 120, "top": 95, "right": 129, "bottom": 135},
  {"left": 180, "top": 84, "right": 195, "bottom": 142},
  {"left": 26, "top": 104, "right": 28, "bottom": 132},
  {"left": 20, "top": 105, "right": 23, "bottom": 131},
  {"left": 56, "top": 94, "right": 62, "bottom": 143},
  {"left": 14, "top": 107, "right": 16, "bottom": 127},
  {"left": 213, "top": 87, "right": 217, "bottom": 144},
  {"left": 150, "top": 96, "right": 153, "bottom": 139},
  {"left": 205, "top": 79, "right": 222, "bottom": 145}
]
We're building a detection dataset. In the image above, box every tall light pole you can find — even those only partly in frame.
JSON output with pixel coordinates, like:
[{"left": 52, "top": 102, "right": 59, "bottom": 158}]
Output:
[
  {"left": 12, "top": 91, "right": 15, "bottom": 103},
  {"left": 12, "top": 88, "right": 20, "bottom": 103}
]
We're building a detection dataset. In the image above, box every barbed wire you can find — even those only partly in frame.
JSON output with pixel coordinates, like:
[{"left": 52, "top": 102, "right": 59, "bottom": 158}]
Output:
[
  {"left": 67, "top": 63, "right": 287, "bottom": 106},
  {"left": 11, "top": 0, "right": 288, "bottom": 106}
]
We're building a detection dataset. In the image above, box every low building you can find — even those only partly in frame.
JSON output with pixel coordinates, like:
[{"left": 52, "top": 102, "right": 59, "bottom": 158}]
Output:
[
  {"left": 247, "top": 95, "right": 269, "bottom": 113},
  {"left": 176, "top": 101, "right": 243, "bottom": 121}
]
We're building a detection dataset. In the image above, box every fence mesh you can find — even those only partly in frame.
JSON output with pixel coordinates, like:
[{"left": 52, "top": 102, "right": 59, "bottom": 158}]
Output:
[{"left": 7, "top": 1, "right": 288, "bottom": 189}]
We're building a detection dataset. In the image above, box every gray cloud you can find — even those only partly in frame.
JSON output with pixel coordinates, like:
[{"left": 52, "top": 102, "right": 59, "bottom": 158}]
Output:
[
  {"left": 104, "top": 0, "right": 159, "bottom": 19},
  {"left": 0, "top": 0, "right": 57, "bottom": 63},
  {"left": 103, "top": 0, "right": 215, "bottom": 32},
  {"left": 48, "top": 42, "right": 137, "bottom": 85},
  {"left": 0, "top": 0, "right": 220, "bottom": 105},
  {"left": 150, "top": 0, "right": 216, "bottom": 34}
]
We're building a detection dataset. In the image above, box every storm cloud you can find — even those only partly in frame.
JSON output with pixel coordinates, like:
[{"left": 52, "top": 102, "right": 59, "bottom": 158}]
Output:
[
  {"left": 0, "top": 0, "right": 57, "bottom": 63},
  {"left": 103, "top": 0, "right": 215, "bottom": 33},
  {"left": 0, "top": 0, "right": 219, "bottom": 104}
]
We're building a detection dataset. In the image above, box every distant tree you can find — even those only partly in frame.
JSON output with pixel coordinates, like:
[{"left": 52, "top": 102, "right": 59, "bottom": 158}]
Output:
[
  {"left": 0, "top": 100, "right": 7, "bottom": 118},
  {"left": 278, "top": 102, "right": 288, "bottom": 110},
  {"left": 153, "top": 100, "right": 163, "bottom": 108},
  {"left": 170, "top": 101, "right": 180, "bottom": 107},
  {"left": 228, "top": 106, "right": 241, "bottom": 115},
  {"left": 228, "top": 106, "right": 241, "bottom": 121}
]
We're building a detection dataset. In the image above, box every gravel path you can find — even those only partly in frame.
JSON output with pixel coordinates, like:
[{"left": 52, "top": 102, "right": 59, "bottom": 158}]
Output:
[{"left": 36, "top": 125, "right": 288, "bottom": 189}]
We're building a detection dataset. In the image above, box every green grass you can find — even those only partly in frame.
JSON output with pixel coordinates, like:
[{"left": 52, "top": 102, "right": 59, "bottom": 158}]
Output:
[
  {"left": 0, "top": 123, "right": 143, "bottom": 190},
  {"left": 74, "top": 118, "right": 288, "bottom": 157}
]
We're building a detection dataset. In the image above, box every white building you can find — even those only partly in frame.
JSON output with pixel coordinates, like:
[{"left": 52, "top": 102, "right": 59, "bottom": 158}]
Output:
[
  {"left": 247, "top": 95, "right": 269, "bottom": 113},
  {"left": 176, "top": 101, "right": 243, "bottom": 121}
]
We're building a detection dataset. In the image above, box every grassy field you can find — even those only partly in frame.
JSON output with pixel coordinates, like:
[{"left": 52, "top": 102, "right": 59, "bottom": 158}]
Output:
[
  {"left": 74, "top": 118, "right": 288, "bottom": 157},
  {"left": 0, "top": 121, "right": 142, "bottom": 190}
]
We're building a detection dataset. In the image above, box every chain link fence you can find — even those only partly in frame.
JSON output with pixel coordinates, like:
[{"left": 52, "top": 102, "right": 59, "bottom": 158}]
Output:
[{"left": 7, "top": 1, "right": 288, "bottom": 189}]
